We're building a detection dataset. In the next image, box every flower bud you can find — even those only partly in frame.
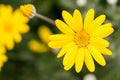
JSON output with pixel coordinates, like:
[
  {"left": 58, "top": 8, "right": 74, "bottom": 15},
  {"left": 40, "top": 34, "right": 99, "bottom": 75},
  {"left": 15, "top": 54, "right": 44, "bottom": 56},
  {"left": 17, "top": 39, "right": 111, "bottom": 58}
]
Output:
[{"left": 20, "top": 4, "right": 36, "bottom": 18}]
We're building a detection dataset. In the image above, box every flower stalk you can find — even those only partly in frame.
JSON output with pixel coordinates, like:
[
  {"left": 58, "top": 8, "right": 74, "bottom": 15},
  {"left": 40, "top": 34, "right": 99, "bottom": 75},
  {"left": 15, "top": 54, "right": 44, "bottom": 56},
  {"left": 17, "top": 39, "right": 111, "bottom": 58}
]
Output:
[
  {"left": 35, "top": 13, "right": 55, "bottom": 25},
  {"left": 20, "top": 4, "right": 55, "bottom": 25}
]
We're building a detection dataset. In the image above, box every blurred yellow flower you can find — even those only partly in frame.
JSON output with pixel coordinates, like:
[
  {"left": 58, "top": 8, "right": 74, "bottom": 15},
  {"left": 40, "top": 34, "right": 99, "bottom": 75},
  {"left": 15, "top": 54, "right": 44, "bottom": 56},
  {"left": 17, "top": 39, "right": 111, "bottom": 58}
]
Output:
[
  {"left": 28, "top": 25, "right": 53, "bottom": 53},
  {"left": 48, "top": 9, "right": 114, "bottom": 73},
  {"left": 0, "top": 46, "right": 7, "bottom": 70},
  {"left": 0, "top": 5, "right": 29, "bottom": 50}
]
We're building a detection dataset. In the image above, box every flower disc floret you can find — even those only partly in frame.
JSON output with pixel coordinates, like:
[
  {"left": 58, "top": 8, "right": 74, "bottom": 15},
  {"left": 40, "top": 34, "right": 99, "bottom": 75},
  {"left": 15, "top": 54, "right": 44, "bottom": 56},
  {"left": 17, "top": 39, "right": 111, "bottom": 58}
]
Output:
[{"left": 74, "top": 31, "right": 90, "bottom": 47}]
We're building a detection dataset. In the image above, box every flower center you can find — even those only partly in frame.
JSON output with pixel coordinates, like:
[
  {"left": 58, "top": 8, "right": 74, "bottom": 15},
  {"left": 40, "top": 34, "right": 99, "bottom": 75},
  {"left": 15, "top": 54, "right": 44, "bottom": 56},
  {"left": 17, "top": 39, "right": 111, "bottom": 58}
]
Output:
[
  {"left": 4, "top": 22, "right": 12, "bottom": 33},
  {"left": 74, "top": 31, "right": 90, "bottom": 47}
]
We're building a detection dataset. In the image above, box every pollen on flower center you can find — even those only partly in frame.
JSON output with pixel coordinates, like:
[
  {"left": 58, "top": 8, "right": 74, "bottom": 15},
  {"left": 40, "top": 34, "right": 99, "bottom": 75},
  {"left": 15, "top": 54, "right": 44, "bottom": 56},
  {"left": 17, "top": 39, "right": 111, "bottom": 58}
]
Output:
[{"left": 74, "top": 31, "right": 90, "bottom": 47}]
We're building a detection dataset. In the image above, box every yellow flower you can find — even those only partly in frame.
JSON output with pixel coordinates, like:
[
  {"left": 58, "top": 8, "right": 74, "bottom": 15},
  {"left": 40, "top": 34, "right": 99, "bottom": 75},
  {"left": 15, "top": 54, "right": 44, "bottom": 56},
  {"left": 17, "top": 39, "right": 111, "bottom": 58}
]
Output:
[
  {"left": 0, "top": 5, "right": 29, "bottom": 50},
  {"left": 28, "top": 25, "right": 53, "bottom": 53},
  {"left": 48, "top": 9, "right": 114, "bottom": 73},
  {"left": 20, "top": 4, "right": 36, "bottom": 18},
  {"left": 0, "top": 46, "right": 7, "bottom": 70}
]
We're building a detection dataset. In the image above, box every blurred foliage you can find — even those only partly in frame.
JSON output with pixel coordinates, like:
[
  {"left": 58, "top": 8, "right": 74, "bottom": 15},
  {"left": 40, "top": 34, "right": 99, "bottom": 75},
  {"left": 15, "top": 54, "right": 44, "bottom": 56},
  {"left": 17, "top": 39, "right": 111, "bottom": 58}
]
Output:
[{"left": 0, "top": 0, "right": 120, "bottom": 80}]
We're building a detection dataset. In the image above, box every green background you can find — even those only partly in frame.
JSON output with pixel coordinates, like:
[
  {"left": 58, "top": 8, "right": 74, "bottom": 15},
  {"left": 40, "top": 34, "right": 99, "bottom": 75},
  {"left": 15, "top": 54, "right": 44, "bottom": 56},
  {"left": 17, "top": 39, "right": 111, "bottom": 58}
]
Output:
[{"left": 0, "top": 0, "right": 120, "bottom": 80}]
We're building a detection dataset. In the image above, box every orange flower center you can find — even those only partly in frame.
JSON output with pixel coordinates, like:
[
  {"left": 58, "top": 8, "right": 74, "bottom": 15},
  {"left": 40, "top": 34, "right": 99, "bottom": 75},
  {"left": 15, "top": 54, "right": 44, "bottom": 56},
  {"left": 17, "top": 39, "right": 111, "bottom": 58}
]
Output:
[
  {"left": 4, "top": 22, "right": 12, "bottom": 33},
  {"left": 74, "top": 31, "right": 90, "bottom": 47}
]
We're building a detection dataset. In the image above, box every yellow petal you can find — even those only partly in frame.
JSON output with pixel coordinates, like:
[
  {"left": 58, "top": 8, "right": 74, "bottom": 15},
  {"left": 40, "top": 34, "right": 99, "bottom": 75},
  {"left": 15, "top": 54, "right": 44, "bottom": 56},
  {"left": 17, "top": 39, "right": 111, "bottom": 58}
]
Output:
[
  {"left": 90, "top": 38, "right": 110, "bottom": 47},
  {"left": 91, "top": 23, "right": 114, "bottom": 38},
  {"left": 88, "top": 45, "right": 106, "bottom": 66},
  {"left": 28, "top": 40, "right": 48, "bottom": 53},
  {"left": 63, "top": 46, "right": 78, "bottom": 66},
  {"left": 48, "top": 40, "right": 71, "bottom": 49},
  {"left": 0, "top": 54, "right": 8, "bottom": 62},
  {"left": 86, "top": 15, "right": 106, "bottom": 34},
  {"left": 38, "top": 25, "right": 53, "bottom": 43},
  {"left": 0, "top": 5, "right": 13, "bottom": 18},
  {"left": 64, "top": 49, "right": 78, "bottom": 71},
  {"left": 55, "top": 19, "right": 75, "bottom": 35},
  {"left": 84, "top": 48, "right": 95, "bottom": 72},
  {"left": 84, "top": 9, "right": 94, "bottom": 30},
  {"left": 0, "top": 46, "right": 6, "bottom": 54},
  {"left": 16, "top": 24, "right": 30, "bottom": 33},
  {"left": 95, "top": 46, "right": 112, "bottom": 55},
  {"left": 57, "top": 42, "right": 75, "bottom": 58},
  {"left": 73, "top": 9, "right": 83, "bottom": 31},
  {"left": 64, "top": 59, "right": 74, "bottom": 71},
  {"left": 13, "top": 32, "right": 22, "bottom": 43},
  {"left": 62, "top": 10, "right": 77, "bottom": 32},
  {"left": 13, "top": 10, "right": 29, "bottom": 23},
  {"left": 4, "top": 36, "right": 14, "bottom": 50},
  {"left": 75, "top": 48, "right": 84, "bottom": 73},
  {"left": 49, "top": 34, "right": 73, "bottom": 41},
  {"left": 0, "top": 53, "right": 8, "bottom": 70}
]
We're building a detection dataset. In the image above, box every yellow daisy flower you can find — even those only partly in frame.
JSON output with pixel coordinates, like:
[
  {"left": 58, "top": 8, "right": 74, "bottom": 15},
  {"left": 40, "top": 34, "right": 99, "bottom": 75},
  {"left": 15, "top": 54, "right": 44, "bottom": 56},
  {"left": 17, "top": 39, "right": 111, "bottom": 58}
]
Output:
[
  {"left": 48, "top": 9, "right": 114, "bottom": 73},
  {"left": 0, "top": 5, "right": 29, "bottom": 50},
  {"left": 28, "top": 25, "right": 53, "bottom": 53}
]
